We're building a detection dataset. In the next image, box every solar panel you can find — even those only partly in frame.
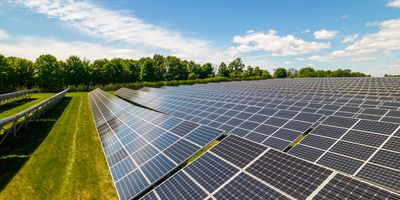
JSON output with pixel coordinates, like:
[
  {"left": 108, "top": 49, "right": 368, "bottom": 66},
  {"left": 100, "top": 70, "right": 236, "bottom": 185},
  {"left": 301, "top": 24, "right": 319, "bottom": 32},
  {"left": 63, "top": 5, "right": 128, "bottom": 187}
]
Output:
[
  {"left": 116, "top": 87, "right": 324, "bottom": 151},
  {"left": 89, "top": 89, "right": 224, "bottom": 199},
  {"left": 141, "top": 134, "right": 399, "bottom": 199},
  {"left": 313, "top": 173, "right": 400, "bottom": 199},
  {"left": 113, "top": 78, "right": 400, "bottom": 197}
]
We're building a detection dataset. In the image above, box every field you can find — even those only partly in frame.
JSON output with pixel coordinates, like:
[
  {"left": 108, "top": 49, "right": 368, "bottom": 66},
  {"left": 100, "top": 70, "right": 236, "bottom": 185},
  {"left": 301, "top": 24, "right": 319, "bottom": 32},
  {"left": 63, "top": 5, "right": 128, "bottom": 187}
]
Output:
[
  {"left": 0, "top": 93, "right": 54, "bottom": 119},
  {"left": 0, "top": 92, "right": 117, "bottom": 199}
]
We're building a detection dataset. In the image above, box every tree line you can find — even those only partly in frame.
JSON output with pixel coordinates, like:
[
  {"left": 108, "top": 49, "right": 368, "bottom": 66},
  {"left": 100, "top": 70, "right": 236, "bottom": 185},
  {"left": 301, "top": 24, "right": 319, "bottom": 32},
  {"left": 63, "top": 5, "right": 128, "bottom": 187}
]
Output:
[{"left": 0, "top": 53, "right": 368, "bottom": 91}]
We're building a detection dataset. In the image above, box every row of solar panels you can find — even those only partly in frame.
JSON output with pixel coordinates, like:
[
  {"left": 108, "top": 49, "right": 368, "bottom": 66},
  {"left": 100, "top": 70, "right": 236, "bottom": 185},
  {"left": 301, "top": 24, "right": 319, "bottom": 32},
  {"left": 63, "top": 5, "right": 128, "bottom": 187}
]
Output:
[
  {"left": 115, "top": 79, "right": 400, "bottom": 194},
  {"left": 133, "top": 82, "right": 400, "bottom": 111},
  {"left": 118, "top": 86, "right": 400, "bottom": 123},
  {"left": 142, "top": 135, "right": 400, "bottom": 200},
  {"left": 89, "top": 89, "right": 224, "bottom": 200},
  {"left": 89, "top": 89, "right": 400, "bottom": 199}
]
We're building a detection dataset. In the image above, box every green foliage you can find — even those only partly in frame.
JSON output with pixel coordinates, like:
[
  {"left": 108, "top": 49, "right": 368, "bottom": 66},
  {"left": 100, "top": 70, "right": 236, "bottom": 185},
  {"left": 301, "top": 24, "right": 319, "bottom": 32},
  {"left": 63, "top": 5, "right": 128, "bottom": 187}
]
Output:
[
  {"left": 140, "top": 58, "right": 155, "bottom": 82},
  {"left": 35, "top": 54, "right": 63, "bottom": 89},
  {"left": 298, "top": 67, "right": 316, "bottom": 77},
  {"left": 200, "top": 63, "right": 213, "bottom": 79},
  {"left": 0, "top": 52, "right": 368, "bottom": 91},
  {"left": 6, "top": 57, "right": 35, "bottom": 88},
  {"left": 228, "top": 58, "right": 245, "bottom": 77},
  {"left": 253, "top": 66, "right": 262, "bottom": 77},
  {"left": 273, "top": 68, "right": 288, "bottom": 78},
  {"left": 166, "top": 56, "right": 187, "bottom": 80},
  {"left": 217, "top": 62, "right": 230, "bottom": 77},
  {"left": 63, "top": 55, "right": 89, "bottom": 87},
  {"left": 261, "top": 69, "right": 272, "bottom": 78}
]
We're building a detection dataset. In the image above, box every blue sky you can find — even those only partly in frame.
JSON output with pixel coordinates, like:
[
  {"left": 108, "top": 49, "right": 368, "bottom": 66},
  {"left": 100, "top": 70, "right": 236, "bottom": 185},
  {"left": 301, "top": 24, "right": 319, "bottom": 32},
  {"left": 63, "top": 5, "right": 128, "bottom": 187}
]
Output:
[{"left": 0, "top": 0, "right": 399, "bottom": 76}]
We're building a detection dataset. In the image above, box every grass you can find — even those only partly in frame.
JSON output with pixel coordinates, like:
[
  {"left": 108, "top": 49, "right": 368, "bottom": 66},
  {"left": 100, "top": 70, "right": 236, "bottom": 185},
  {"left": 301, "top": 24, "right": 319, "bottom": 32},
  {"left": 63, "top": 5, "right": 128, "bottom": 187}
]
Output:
[
  {"left": 0, "top": 93, "right": 55, "bottom": 119},
  {"left": 0, "top": 92, "right": 117, "bottom": 200},
  {"left": 186, "top": 140, "right": 220, "bottom": 165}
]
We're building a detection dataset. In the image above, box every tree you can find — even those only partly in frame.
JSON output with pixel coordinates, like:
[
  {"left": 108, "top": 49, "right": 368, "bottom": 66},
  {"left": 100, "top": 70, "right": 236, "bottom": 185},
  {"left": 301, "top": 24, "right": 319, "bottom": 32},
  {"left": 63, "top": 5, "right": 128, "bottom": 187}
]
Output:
[
  {"left": 166, "top": 56, "right": 188, "bottom": 80},
  {"left": 315, "top": 70, "right": 327, "bottom": 77},
  {"left": 217, "top": 62, "right": 230, "bottom": 77},
  {"left": 35, "top": 54, "right": 63, "bottom": 89},
  {"left": 228, "top": 58, "right": 245, "bottom": 77},
  {"left": 153, "top": 54, "right": 167, "bottom": 81},
  {"left": 262, "top": 70, "right": 272, "bottom": 78},
  {"left": 246, "top": 65, "right": 254, "bottom": 77},
  {"left": 89, "top": 59, "right": 109, "bottom": 86},
  {"left": 140, "top": 58, "right": 155, "bottom": 82},
  {"left": 298, "top": 67, "right": 316, "bottom": 77},
  {"left": 200, "top": 63, "right": 213, "bottom": 78},
  {"left": 0, "top": 54, "right": 12, "bottom": 90},
  {"left": 103, "top": 58, "right": 130, "bottom": 84},
  {"left": 126, "top": 60, "right": 141, "bottom": 82},
  {"left": 331, "top": 69, "right": 351, "bottom": 77},
  {"left": 6, "top": 57, "right": 35, "bottom": 88},
  {"left": 351, "top": 72, "right": 367, "bottom": 77},
  {"left": 253, "top": 66, "right": 262, "bottom": 77},
  {"left": 186, "top": 61, "right": 200, "bottom": 79},
  {"left": 273, "top": 68, "right": 287, "bottom": 78},
  {"left": 63, "top": 55, "right": 89, "bottom": 87}
]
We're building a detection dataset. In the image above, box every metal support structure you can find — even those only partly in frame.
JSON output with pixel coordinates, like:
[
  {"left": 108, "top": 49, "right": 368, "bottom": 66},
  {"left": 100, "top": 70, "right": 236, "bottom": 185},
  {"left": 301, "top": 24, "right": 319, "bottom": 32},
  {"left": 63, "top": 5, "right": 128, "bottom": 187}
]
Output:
[
  {"left": 0, "top": 89, "right": 36, "bottom": 105},
  {"left": 0, "top": 89, "right": 69, "bottom": 144}
]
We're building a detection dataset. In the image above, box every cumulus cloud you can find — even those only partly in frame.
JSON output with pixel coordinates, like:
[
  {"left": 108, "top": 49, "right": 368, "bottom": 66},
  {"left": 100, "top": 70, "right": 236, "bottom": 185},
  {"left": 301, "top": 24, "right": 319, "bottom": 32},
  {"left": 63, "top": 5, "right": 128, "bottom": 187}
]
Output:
[
  {"left": 9, "top": 0, "right": 227, "bottom": 63},
  {"left": 284, "top": 61, "right": 295, "bottom": 65},
  {"left": 302, "top": 29, "right": 311, "bottom": 33},
  {"left": 313, "top": 29, "right": 339, "bottom": 39},
  {"left": 341, "top": 34, "right": 359, "bottom": 43},
  {"left": 310, "top": 19, "right": 400, "bottom": 62},
  {"left": 387, "top": 0, "right": 400, "bottom": 8},
  {"left": 0, "top": 30, "right": 9, "bottom": 40},
  {"left": 229, "top": 30, "right": 330, "bottom": 56},
  {"left": 0, "top": 30, "right": 153, "bottom": 61},
  {"left": 341, "top": 15, "right": 350, "bottom": 20}
]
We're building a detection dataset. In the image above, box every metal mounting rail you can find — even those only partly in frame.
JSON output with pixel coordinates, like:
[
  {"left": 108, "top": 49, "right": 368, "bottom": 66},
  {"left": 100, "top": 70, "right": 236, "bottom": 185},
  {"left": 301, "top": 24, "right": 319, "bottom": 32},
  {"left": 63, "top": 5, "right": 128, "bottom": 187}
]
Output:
[
  {"left": 0, "top": 89, "right": 69, "bottom": 144},
  {"left": 0, "top": 89, "right": 36, "bottom": 105}
]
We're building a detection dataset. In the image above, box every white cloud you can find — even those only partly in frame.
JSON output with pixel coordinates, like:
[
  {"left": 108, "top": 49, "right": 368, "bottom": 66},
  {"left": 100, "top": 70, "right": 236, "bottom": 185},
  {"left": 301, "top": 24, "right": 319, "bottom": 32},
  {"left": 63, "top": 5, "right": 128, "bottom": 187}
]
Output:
[
  {"left": 9, "top": 0, "right": 227, "bottom": 63},
  {"left": 0, "top": 30, "right": 9, "bottom": 40},
  {"left": 341, "top": 15, "right": 350, "bottom": 20},
  {"left": 302, "top": 29, "right": 310, "bottom": 33},
  {"left": 313, "top": 29, "right": 339, "bottom": 39},
  {"left": 284, "top": 61, "right": 295, "bottom": 65},
  {"left": 387, "top": 0, "right": 400, "bottom": 8},
  {"left": 310, "top": 18, "right": 400, "bottom": 62},
  {"left": 0, "top": 31, "right": 153, "bottom": 61},
  {"left": 341, "top": 34, "right": 359, "bottom": 43},
  {"left": 390, "top": 58, "right": 400, "bottom": 68},
  {"left": 230, "top": 30, "right": 330, "bottom": 56},
  {"left": 295, "top": 57, "right": 305, "bottom": 61}
]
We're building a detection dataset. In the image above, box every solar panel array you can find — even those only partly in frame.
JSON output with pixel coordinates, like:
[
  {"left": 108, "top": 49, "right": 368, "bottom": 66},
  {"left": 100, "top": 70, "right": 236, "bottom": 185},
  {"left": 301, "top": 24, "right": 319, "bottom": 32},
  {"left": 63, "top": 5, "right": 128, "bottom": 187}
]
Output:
[
  {"left": 289, "top": 115, "right": 400, "bottom": 192},
  {"left": 115, "top": 77, "right": 400, "bottom": 194},
  {"left": 88, "top": 89, "right": 224, "bottom": 200},
  {"left": 142, "top": 135, "right": 400, "bottom": 200},
  {"left": 117, "top": 88, "right": 325, "bottom": 151}
]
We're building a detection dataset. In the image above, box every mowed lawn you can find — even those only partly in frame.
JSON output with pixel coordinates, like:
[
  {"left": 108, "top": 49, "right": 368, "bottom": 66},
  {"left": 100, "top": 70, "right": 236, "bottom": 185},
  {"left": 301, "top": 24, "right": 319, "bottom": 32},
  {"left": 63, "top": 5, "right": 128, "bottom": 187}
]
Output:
[
  {"left": 0, "top": 92, "right": 117, "bottom": 200},
  {"left": 0, "top": 93, "right": 55, "bottom": 119}
]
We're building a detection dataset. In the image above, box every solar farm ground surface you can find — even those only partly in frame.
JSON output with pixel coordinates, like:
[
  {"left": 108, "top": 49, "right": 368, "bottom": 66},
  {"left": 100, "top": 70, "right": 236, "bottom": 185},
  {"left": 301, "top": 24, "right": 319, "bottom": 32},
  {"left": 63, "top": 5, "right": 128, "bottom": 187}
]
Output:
[
  {"left": 0, "top": 92, "right": 117, "bottom": 200},
  {"left": 0, "top": 93, "right": 54, "bottom": 119}
]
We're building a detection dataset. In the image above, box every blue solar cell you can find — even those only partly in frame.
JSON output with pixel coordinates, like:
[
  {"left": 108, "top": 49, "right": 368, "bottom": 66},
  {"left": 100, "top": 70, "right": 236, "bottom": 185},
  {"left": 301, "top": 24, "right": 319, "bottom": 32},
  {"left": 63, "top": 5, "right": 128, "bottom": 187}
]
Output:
[
  {"left": 164, "top": 139, "right": 200, "bottom": 163},
  {"left": 140, "top": 154, "right": 176, "bottom": 182},
  {"left": 185, "top": 125, "right": 223, "bottom": 146}
]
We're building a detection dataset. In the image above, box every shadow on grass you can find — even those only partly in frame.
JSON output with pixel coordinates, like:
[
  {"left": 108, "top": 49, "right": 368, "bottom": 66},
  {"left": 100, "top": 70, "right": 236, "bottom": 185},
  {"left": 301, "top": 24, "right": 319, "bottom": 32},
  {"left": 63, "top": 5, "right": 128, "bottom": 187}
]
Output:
[
  {"left": 0, "top": 96, "right": 72, "bottom": 191},
  {"left": 0, "top": 98, "right": 38, "bottom": 114}
]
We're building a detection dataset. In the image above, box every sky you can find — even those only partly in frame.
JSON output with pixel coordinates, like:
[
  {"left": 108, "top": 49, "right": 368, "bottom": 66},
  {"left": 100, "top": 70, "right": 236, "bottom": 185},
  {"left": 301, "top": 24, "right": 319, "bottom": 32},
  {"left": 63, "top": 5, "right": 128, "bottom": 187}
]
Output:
[{"left": 0, "top": 0, "right": 399, "bottom": 76}]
